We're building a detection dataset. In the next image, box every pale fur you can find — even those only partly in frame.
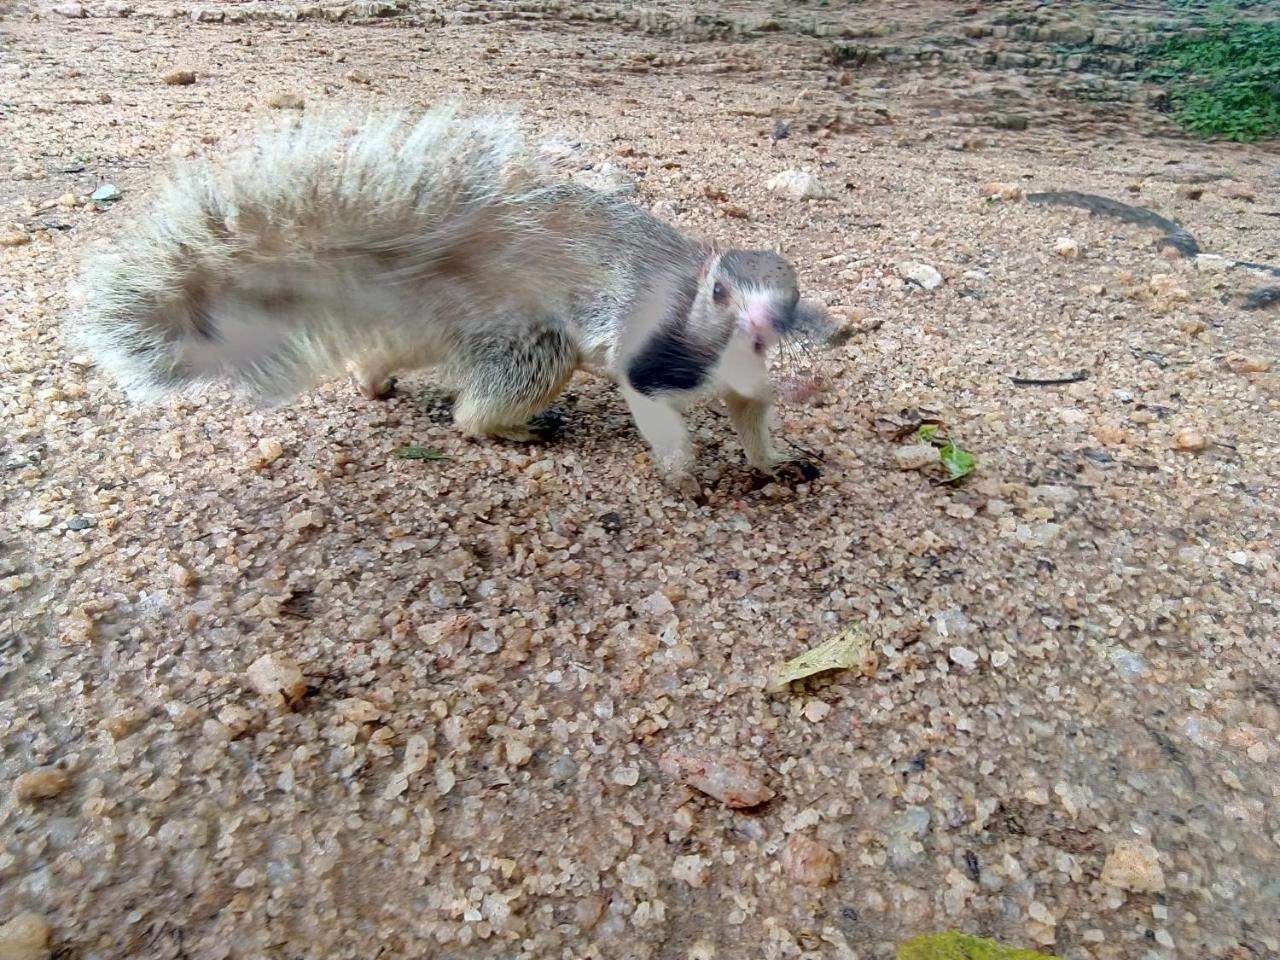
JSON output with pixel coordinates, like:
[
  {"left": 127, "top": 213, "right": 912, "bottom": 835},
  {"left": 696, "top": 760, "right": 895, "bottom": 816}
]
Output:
[{"left": 70, "top": 103, "right": 827, "bottom": 483}]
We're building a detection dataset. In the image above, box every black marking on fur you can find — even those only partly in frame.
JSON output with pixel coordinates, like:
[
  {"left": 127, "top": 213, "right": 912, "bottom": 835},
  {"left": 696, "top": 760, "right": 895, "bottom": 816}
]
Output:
[
  {"left": 189, "top": 302, "right": 219, "bottom": 341},
  {"left": 627, "top": 325, "right": 718, "bottom": 396}
]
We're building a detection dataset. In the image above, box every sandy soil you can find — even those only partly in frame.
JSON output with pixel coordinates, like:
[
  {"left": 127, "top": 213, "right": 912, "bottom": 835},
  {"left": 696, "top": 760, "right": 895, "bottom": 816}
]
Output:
[{"left": 1, "top": 2, "right": 1278, "bottom": 959}]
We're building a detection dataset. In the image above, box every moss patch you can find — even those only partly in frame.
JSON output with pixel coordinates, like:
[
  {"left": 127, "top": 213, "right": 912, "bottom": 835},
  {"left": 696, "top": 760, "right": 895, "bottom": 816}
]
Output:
[{"left": 897, "top": 932, "right": 1058, "bottom": 960}]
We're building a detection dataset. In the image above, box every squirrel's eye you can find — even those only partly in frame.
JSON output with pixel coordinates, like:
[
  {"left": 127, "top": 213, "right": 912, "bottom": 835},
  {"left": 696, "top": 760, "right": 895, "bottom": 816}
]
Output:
[{"left": 712, "top": 282, "right": 728, "bottom": 305}]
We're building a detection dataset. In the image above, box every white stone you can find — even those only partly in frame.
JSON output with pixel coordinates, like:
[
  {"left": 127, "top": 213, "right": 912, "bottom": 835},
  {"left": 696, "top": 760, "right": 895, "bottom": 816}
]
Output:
[
  {"left": 894, "top": 443, "right": 940, "bottom": 471},
  {"left": 766, "top": 169, "right": 831, "bottom": 201},
  {"left": 1194, "top": 253, "right": 1234, "bottom": 273},
  {"left": 1101, "top": 838, "right": 1165, "bottom": 892},
  {"left": 895, "top": 261, "right": 943, "bottom": 290}
]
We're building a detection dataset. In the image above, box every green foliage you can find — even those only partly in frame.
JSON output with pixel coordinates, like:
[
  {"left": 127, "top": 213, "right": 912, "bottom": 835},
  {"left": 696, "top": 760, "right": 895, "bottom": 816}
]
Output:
[
  {"left": 1147, "top": 13, "right": 1280, "bottom": 141},
  {"left": 913, "top": 423, "right": 977, "bottom": 484},
  {"left": 938, "top": 440, "right": 976, "bottom": 482},
  {"left": 394, "top": 445, "right": 449, "bottom": 461}
]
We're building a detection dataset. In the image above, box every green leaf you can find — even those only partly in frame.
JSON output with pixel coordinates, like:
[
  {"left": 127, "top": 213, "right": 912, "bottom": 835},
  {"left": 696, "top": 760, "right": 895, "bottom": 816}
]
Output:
[
  {"left": 90, "top": 183, "right": 121, "bottom": 202},
  {"left": 766, "top": 626, "right": 873, "bottom": 694},
  {"left": 938, "top": 440, "right": 976, "bottom": 482},
  {"left": 394, "top": 445, "right": 449, "bottom": 461},
  {"left": 915, "top": 423, "right": 940, "bottom": 441}
]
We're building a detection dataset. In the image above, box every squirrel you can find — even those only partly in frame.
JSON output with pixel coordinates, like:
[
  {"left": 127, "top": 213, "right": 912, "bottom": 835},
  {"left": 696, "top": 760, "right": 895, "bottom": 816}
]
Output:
[{"left": 70, "top": 104, "right": 830, "bottom": 492}]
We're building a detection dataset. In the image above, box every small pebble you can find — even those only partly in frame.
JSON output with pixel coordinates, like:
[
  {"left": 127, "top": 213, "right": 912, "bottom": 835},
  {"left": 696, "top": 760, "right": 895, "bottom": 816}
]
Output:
[
  {"left": 504, "top": 738, "right": 534, "bottom": 767},
  {"left": 1225, "top": 353, "right": 1269, "bottom": 374},
  {"left": 1, "top": 574, "right": 35, "bottom": 594},
  {"left": 0, "top": 912, "right": 51, "bottom": 960},
  {"left": 765, "top": 170, "right": 830, "bottom": 201},
  {"left": 949, "top": 646, "right": 979, "bottom": 670},
  {"left": 1053, "top": 237, "right": 1079, "bottom": 259},
  {"left": 1100, "top": 838, "right": 1165, "bottom": 893},
  {"left": 1217, "top": 181, "right": 1255, "bottom": 202},
  {"left": 671, "top": 854, "right": 710, "bottom": 888},
  {"left": 1173, "top": 428, "right": 1209, "bottom": 452},
  {"left": 0, "top": 229, "right": 31, "bottom": 248},
  {"left": 246, "top": 653, "right": 306, "bottom": 703},
  {"left": 611, "top": 765, "right": 640, "bottom": 786},
  {"left": 659, "top": 748, "right": 774, "bottom": 808},
  {"left": 802, "top": 700, "right": 831, "bottom": 723},
  {"left": 284, "top": 507, "right": 324, "bottom": 531},
  {"left": 896, "top": 261, "right": 943, "bottom": 291},
  {"left": 894, "top": 443, "right": 940, "bottom": 471},
  {"left": 979, "top": 181, "right": 1024, "bottom": 200},
  {"left": 13, "top": 767, "right": 70, "bottom": 802},
  {"left": 780, "top": 834, "right": 839, "bottom": 886},
  {"left": 161, "top": 69, "right": 197, "bottom": 86},
  {"left": 53, "top": 2, "right": 86, "bottom": 16},
  {"left": 265, "top": 92, "right": 306, "bottom": 110},
  {"left": 1193, "top": 253, "right": 1233, "bottom": 273},
  {"left": 171, "top": 563, "right": 195, "bottom": 588},
  {"left": 26, "top": 511, "right": 55, "bottom": 530},
  {"left": 255, "top": 437, "right": 285, "bottom": 466}
]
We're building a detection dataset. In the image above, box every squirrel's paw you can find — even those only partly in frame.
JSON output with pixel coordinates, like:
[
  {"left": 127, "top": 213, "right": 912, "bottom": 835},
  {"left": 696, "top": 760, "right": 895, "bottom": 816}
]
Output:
[
  {"left": 749, "top": 451, "right": 821, "bottom": 485},
  {"left": 655, "top": 453, "right": 706, "bottom": 504},
  {"left": 660, "top": 469, "right": 703, "bottom": 501},
  {"left": 527, "top": 409, "right": 567, "bottom": 441},
  {"left": 484, "top": 409, "right": 567, "bottom": 444},
  {"left": 772, "top": 458, "right": 822, "bottom": 484},
  {"left": 351, "top": 372, "right": 398, "bottom": 401}
]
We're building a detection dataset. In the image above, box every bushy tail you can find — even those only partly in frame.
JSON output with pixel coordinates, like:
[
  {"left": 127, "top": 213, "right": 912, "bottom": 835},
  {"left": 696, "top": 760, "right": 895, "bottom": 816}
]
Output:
[{"left": 69, "top": 103, "right": 598, "bottom": 404}]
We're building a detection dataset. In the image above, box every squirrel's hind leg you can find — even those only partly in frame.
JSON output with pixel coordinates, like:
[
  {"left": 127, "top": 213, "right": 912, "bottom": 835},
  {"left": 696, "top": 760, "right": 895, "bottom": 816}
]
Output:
[
  {"left": 346, "top": 342, "right": 440, "bottom": 401},
  {"left": 450, "top": 326, "right": 577, "bottom": 443}
]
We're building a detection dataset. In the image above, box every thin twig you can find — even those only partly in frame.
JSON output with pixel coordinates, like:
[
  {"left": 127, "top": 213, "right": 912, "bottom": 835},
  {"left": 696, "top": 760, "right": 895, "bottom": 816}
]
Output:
[
  {"left": 1009, "top": 371, "right": 1089, "bottom": 387},
  {"left": 784, "top": 437, "right": 824, "bottom": 462}
]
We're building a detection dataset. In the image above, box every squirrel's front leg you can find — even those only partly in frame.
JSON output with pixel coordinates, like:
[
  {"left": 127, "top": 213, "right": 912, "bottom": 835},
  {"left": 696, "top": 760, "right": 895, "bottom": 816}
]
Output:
[
  {"left": 620, "top": 385, "right": 700, "bottom": 498},
  {"left": 722, "top": 391, "right": 782, "bottom": 471},
  {"left": 723, "top": 390, "right": 821, "bottom": 482}
]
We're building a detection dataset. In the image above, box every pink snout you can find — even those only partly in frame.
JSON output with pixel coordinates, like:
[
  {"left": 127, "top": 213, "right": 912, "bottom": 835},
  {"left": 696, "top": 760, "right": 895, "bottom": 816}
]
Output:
[{"left": 741, "top": 305, "right": 780, "bottom": 355}]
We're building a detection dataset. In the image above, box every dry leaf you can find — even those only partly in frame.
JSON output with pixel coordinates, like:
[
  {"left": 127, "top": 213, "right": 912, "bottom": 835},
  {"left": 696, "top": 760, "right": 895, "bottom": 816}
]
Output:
[{"left": 766, "top": 627, "right": 874, "bottom": 693}]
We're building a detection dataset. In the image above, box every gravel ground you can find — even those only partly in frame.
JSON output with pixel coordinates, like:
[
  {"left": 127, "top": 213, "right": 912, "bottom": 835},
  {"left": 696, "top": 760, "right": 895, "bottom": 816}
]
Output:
[{"left": 2, "top": 2, "right": 1278, "bottom": 959}]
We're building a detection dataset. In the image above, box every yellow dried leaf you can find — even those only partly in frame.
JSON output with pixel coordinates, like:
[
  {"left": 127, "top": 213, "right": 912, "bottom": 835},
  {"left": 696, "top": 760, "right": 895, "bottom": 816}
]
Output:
[{"left": 766, "top": 627, "right": 873, "bottom": 694}]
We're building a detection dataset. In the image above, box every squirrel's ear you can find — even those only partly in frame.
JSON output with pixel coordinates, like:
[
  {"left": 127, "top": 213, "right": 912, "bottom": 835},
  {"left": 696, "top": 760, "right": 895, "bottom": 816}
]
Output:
[{"left": 699, "top": 242, "right": 722, "bottom": 278}]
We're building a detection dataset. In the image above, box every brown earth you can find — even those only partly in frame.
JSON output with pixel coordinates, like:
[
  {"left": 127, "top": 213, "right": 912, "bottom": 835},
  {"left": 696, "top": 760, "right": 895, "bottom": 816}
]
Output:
[{"left": 1, "top": 2, "right": 1278, "bottom": 959}]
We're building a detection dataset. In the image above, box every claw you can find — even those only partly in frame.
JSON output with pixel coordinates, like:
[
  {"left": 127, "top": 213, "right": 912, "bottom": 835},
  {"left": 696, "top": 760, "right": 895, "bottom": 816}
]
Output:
[
  {"left": 527, "top": 408, "right": 566, "bottom": 441},
  {"left": 773, "top": 458, "right": 821, "bottom": 484},
  {"left": 352, "top": 374, "right": 397, "bottom": 401}
]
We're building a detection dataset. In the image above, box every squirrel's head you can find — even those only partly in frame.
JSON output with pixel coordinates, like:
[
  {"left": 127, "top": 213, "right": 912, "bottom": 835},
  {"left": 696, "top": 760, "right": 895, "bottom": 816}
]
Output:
[
  {"left": 695, "top": 249, "right": 829, "bottom": 357},
  {"left": 625, "top": 247, "right": 830, "bottom": 401}
]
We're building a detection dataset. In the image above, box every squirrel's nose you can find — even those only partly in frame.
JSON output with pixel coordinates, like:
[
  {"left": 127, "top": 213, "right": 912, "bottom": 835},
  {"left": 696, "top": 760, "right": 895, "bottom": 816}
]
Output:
[{"left": 741, "top": 304, "right": 778, "bottom": 339}]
